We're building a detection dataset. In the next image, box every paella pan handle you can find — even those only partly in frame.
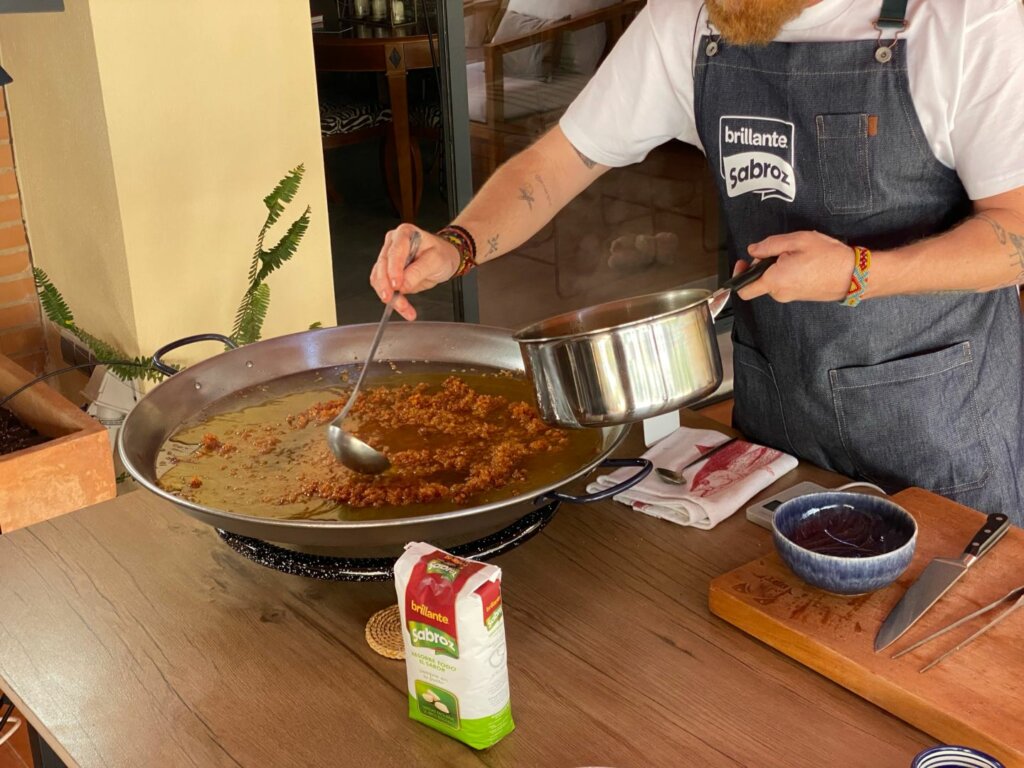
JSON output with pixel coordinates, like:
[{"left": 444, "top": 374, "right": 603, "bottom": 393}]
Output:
[
  {"left": 151, "top": 333, "right": 238, "bottom": 376},
  {"left": 540, "top": 458, "right": 653, "bottom": 504}
]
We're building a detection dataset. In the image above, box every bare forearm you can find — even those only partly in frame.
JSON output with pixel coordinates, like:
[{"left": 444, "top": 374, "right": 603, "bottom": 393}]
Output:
[
  {"left": 742, "top": 186, "right": 1024, "bottom": 304},
  {"left": 451, "top": 126, "right": 607, "bottom": 264},
  {"left": 869, "top": 207, "right": 1024, "bottom": 298}
]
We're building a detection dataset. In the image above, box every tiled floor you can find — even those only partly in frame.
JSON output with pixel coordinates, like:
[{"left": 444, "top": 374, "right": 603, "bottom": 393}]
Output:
[{"left": 325, "top": 138, "right": 457, "bottom": 325}]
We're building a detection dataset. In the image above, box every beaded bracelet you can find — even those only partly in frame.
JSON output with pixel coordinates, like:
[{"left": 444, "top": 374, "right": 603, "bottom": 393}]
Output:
[
  {"left": 437, "top": 225, "right": 478, "bottom": 277},
  {"left": 842, "top": 246, "right": 871, "bottom": 307}
]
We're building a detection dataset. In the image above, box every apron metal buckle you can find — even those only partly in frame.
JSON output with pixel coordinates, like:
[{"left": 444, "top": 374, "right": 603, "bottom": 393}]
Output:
[
  {"left": 872, "top": 20, "right": 907, "bottom": 64},
  {"left": 704, "top": 17, "right": 721, "bottom": 58}
]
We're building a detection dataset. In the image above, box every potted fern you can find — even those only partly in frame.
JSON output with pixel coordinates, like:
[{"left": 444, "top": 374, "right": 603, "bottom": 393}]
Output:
[
  {"left": 0, "top": 166, "right": 314, "bottom": 531},
  {"left": 232, "top": 164, "right": 314, "bottom": 345},
  {"left": 35, "top": 165, "right": 314, "bottom": 424}
]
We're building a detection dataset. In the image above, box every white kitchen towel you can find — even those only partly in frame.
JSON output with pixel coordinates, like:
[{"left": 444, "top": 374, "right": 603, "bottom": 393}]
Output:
[{"left": 587, "top": 427, "right": 798, "bottom": 530}]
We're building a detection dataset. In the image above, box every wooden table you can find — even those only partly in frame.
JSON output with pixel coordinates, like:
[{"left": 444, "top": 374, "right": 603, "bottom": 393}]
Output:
[
  {"left": 313, "top": 13, "right": 436, "bottom": 223},
  {"left": 0, "top": 414, "right": 936, "bottom": 767}
]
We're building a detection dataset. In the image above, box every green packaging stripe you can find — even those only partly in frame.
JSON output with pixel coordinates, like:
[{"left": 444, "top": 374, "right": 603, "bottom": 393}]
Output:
[{"left": 408, "top": 696, "right": 514, "bottom": 749}]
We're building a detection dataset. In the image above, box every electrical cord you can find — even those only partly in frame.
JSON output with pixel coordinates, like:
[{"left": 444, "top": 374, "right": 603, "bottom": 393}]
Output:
[
  {"left": 0, "top": 360, "right": 152, "bottom": 412},
  {"left": 835, "top": 481, "right": 888, "bottom": 496}
]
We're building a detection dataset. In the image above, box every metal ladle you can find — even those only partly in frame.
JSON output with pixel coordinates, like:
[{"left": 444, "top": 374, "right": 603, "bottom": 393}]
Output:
[{"left": 327, "top": 232, "right": 420, "bottom": 474}]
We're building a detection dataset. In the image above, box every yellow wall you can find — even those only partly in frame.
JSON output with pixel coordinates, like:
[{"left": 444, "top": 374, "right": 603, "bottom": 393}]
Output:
[
  {"left": 0, "top": 1, "right": 135, "bottom": 349},
  {"left": 0, "top": 0, "right": 334, "bottom": 367}
]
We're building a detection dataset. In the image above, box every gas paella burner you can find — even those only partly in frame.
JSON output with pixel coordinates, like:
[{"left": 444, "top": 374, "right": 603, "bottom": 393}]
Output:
[{"left": 214, "top": 501, "right": 561, "bottom": 582}]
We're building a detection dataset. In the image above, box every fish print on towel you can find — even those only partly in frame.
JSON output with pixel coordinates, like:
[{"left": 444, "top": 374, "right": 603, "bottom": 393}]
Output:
[{"left": 689, "top": 441, "right": 784, "bottom": 498}]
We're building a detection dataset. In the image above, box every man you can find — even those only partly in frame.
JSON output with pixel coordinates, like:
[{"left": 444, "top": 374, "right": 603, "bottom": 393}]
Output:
[{"left": 369, "top": 0, "right": 1024, "bottom": 522}]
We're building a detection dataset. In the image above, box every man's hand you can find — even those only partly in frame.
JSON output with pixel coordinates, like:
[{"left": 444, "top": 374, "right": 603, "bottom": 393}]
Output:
[
  {"left": 366, "top": 126, "right": 609, "bottom": 322},
  {"left": 736, "top": 230, "right": 855, "bottom": 303},
  {"left": 369, "top": 223, "right": 460, "bottom": 321}
]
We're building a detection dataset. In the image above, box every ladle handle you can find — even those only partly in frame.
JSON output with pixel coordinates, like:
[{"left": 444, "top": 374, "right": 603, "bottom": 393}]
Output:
[
  {"left": 335, "top": 303, "right": 396, "bottom": 425},
  {"left": 151, "top": 333, "right": 238, "bottom": 376},
  {"left": 336, "top": 232, "right": 421, "bottom": 425}
]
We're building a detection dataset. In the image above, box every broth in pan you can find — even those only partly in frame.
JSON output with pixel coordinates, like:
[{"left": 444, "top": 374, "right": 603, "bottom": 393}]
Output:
[{"left": 157, "top": 366, "right": 603, "bottom": 522}]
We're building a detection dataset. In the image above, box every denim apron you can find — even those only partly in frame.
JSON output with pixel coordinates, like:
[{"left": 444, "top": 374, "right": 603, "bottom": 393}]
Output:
[{"left": 693, "top": 9, "right": 1024, "bottom": 521}]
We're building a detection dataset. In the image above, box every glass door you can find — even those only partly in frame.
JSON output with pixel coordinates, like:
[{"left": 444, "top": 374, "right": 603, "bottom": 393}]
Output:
[{"left": 435, "top": 0, "right": 727, "bottom": 331}]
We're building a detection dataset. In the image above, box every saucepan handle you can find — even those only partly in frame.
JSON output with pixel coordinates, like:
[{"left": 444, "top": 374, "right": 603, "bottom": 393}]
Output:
[
  {"left": 151, "top": 333, "right": 238, "bottom": 376},
  {"left": 720, "top": 255, "right": 778, "bottom": 293},
  {"left": 708, "top": 256, "right": 778, "bottom": 319},
  {"left": 540, "top": 458, "right": 653, "bottom": 504}
]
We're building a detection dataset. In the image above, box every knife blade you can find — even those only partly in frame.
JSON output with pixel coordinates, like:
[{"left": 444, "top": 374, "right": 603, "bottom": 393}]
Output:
[{"left": 874, "top": 511, "right": 1010, "bottom": 652}]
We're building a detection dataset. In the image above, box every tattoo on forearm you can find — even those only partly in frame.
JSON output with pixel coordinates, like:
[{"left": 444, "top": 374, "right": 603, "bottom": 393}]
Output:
[
  {"left": 518, "top": 183, "right": 535, "bottom": 210},
  {"left": 486, "top": 235, "right": 499, "bottom": 258},
  {"left": 976, "top": 213, "right": 1024, "bottom": 285},
  {"left": 535, "top": 174, "right": 552, "bottom": 206},
  {"left": 1011, "top": 232, "right": 1024, "bottom": 284},
  {"left": 573, "top": 146, "right": 597, "bottom": 169},
  {"left": 976, "top": 213, "right": 1008, "bottom": 245}
]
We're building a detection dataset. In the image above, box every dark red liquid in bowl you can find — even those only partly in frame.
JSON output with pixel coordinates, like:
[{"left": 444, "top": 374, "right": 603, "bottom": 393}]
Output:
[{"left": 788, "top": 503, "right": 911, "bottom": 558}]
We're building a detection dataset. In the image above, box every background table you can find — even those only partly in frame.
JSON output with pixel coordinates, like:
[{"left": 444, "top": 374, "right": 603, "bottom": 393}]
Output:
[
  {"left": 313, "top": 14, "right": 437, "bottom": 223},
  {"left": 0, "top": 414, "right": 934, "bottom": 767}
]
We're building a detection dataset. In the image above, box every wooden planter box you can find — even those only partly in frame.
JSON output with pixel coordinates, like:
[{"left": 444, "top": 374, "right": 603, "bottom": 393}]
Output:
[{"left": 0, "top": 352, "right": 116, "bottom": 533}]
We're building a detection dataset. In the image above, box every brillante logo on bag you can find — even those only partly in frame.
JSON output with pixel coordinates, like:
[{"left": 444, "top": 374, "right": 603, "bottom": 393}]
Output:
[{"left": 719, "top": 115, "right": 796, "bottom": 203}]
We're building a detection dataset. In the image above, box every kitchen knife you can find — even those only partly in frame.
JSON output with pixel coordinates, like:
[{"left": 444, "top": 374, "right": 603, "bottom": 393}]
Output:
[{"left": 874, "top": 512, "right": 1011, "bottom": 652}]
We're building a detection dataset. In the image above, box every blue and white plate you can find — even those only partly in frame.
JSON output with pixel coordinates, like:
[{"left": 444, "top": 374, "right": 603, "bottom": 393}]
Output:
[{"left": 911, "top": 745, "right": 1005, "bottom": 768}]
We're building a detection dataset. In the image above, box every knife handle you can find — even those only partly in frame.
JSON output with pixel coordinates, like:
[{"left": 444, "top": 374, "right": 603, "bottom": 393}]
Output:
[{"left": 963, "top": 512, "right": 1011, "bottom": 561}]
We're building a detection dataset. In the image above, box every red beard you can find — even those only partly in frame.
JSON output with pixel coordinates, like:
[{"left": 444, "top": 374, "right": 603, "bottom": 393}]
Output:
[{"left": 705, "top": 0, "right": 811, "bottom": 45}]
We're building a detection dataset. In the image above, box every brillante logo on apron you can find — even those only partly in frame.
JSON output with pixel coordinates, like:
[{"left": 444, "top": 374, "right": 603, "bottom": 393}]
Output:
[{"left": 719, "top": 116, "right": 796, "bottom": 202}]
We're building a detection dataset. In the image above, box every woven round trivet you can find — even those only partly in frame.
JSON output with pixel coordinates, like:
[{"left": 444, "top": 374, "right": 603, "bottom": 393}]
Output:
[{"left": 365, "top": 604, "right": 405, "bottom": 660}]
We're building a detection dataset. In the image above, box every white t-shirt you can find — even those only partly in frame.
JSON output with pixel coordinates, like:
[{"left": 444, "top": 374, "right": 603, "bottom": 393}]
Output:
[{"left": 560, "top": 0, "right": 1024, "bottom": 200}]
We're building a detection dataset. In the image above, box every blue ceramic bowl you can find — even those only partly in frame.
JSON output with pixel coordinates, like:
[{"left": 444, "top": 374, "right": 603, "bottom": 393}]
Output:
[
  {"left": 911, "top": 745, "right": 1005, "bottom": 768},
  {"left": 772, "top": 491, "right": 917, "bottom": 596}
]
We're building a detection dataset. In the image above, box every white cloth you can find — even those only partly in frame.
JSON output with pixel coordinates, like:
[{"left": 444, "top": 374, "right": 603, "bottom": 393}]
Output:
[
  {"left": 586, "top": 427, "right": 797, "bottom": 530},
  {"left": 560, "top": 0, "right": 1024, "bottom": 200}
]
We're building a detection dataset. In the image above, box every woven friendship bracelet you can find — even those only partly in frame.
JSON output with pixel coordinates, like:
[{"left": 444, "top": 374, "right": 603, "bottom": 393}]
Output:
[
  {"left": 842, "top": 246, "right": 871, "bottom": 307},
  {"left": 437, "top": 225, "right": 478, "bottom": 277}
]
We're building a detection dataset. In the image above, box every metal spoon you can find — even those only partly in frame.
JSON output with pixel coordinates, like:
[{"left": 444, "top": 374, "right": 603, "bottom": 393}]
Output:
[
  {"left": 326, "top": 231, "right": 420, "bottom": 474},
  {"left": 656, "top": 436, "right": 739, "bottom": 486}
]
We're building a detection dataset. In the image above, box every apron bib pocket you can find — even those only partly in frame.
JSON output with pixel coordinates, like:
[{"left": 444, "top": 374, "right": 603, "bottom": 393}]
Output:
[
  {"left": 732, "top": 339, "right": 796, "bottom": 455},
  {"left": 829, "top": 341, "right": 990, "bottom": 495},
  {"left": 816, "top": 113, "right": 872, "bottom": 215}
]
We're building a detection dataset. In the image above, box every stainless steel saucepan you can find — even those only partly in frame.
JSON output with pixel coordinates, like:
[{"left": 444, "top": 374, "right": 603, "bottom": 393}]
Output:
[{"left": 513, "top": 258, "right": 776, "bottom": 428}]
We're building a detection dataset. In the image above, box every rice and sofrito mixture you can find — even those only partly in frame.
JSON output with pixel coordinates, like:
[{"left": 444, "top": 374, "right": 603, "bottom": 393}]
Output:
[{"left": 157, "top": 371, "right": 601, "bottom": 522}]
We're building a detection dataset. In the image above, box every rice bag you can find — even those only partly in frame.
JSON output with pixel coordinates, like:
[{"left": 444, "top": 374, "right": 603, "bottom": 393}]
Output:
[{"left": 394, "top": 542, "right": 514, "bottom": 749}]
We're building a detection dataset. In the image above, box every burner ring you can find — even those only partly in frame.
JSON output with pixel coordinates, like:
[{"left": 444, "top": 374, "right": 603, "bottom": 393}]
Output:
[{"left": 216, "top": 500, "right": 560, "bottom": 581}]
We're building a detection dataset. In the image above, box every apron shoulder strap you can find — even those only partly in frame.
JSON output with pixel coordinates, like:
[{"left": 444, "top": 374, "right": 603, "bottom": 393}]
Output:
[{"left": 876, "top": 0, "right": 909, "bottom": 29}]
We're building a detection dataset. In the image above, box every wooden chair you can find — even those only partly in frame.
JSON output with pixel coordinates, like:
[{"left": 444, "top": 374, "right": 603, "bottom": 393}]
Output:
[
  {"left": 383, "top": 99, "right": 443, "bottom": 218},
  {"left": 468, "top": 0, "right": 645, "bottom": 180},
  {"left": 320, "top": 77, "right": 440, "bottom": 220},
  {"left": 319, "top": 94, "right": 393, "bottom": 203}
]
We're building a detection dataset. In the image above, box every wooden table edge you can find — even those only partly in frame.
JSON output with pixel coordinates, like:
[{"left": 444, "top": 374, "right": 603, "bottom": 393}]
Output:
[{"left": 0, "top": 676, "right": 80, "bottom": 768}]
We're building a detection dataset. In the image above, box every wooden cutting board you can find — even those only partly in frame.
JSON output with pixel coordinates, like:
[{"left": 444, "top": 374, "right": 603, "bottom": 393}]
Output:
[{"left": 709, "top": 487, "right": 1024, "bottom": 766}]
